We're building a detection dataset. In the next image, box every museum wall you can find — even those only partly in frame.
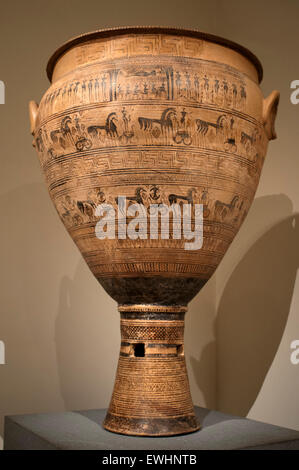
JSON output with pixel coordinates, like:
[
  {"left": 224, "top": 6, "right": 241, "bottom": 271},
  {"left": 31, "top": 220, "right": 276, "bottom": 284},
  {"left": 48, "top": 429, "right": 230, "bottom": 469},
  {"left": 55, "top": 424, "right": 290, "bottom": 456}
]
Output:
[
  {"left": 214, "top": 2, "right": 299, "bottom": 430},
  {"left": 0, "top": 0, "right": 298, "bottom": 448}
]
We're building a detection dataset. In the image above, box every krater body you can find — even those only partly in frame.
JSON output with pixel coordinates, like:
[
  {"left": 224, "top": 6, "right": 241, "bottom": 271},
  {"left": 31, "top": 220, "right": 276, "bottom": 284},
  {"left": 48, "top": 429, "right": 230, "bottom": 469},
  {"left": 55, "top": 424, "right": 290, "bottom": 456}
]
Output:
[{"left": 29, "top": 27, "right": 279, "bottom": 436}]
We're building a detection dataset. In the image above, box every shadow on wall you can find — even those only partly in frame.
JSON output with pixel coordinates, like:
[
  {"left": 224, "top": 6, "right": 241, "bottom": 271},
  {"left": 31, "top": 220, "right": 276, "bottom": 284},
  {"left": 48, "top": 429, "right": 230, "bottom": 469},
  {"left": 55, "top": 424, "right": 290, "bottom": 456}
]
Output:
[
  {"left": 188, "top": 277, "right": 217, "bottom": 410},
  {"left": 216, "top": 194, "right": 299, "bottom": 416}
]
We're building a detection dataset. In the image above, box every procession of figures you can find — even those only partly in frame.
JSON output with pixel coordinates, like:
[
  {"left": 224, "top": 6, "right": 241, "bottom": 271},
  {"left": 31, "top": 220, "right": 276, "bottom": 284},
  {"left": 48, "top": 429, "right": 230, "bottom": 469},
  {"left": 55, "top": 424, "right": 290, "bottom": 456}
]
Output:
[
  {"left": 36, "top": 105, "right": 262, "bottom": 170},
  {"left": 58, "top": 184, "right": 248, "bottom": 232},
  {"left": 41, "top": 63, "right": 248, "bottom": 116}
]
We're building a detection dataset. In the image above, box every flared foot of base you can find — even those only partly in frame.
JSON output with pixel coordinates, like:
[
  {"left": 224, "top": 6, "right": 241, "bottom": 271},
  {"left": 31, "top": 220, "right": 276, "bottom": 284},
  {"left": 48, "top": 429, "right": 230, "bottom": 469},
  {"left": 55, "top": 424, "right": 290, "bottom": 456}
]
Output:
[{"left": 103, "top": 412, "right": 200, "bottom": 437}]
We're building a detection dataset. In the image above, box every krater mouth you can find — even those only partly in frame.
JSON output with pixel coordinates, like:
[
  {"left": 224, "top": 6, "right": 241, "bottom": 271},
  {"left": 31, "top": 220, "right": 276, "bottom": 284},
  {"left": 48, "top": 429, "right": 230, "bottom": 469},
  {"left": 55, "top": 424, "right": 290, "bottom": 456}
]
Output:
[{"left": 46, "top": 25, "right": 263, "bottom": 83}]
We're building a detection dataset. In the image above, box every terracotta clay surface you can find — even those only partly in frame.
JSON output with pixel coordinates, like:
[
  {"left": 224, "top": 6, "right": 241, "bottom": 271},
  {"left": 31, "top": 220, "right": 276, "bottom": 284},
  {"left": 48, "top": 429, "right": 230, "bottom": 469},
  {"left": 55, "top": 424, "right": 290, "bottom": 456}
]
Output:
[{"left": 30, "top": 26, "right": 279, "bottom": 436}]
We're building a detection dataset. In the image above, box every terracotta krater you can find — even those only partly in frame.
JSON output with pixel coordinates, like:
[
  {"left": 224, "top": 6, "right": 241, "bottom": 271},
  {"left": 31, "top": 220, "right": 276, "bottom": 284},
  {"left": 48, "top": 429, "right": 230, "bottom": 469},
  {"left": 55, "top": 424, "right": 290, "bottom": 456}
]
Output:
[{"left": 29, "top": 26, "right": 279, "bottom": 436}]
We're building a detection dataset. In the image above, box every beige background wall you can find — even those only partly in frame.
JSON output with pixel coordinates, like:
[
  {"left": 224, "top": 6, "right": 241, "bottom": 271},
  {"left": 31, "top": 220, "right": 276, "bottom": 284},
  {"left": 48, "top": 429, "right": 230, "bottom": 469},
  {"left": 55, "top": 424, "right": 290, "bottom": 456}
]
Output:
[{"left": 0, "top": 0, "right": 298, "bottom": 448}]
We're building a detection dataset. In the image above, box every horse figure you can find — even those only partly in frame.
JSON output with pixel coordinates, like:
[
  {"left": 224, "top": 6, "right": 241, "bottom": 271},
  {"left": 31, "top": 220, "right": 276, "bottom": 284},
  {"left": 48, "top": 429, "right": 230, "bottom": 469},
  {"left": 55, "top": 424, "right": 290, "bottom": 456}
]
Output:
[
  {"left": 214, "top": 195, "right": 240, "bottom": 221},
  {"left": 196, "top": 114, "right": 227, "bottom": 136},
  {"left": 168, "top": 188, "right": 196, "bottom": 206},
  {"left": 50, "top": 115, "right": 72, "bottom": 144},
  {"left": 77, "top": 199, "right": 97, "bottom": 220},
  {"left": 138, "top": 108, "right": 176, "bottom": 136},
  {"left": 240, "top": 128, "right": 259, "bottom": 151},
  {"left": 87, "top": 112, "right": 118, "bottom": 139}
]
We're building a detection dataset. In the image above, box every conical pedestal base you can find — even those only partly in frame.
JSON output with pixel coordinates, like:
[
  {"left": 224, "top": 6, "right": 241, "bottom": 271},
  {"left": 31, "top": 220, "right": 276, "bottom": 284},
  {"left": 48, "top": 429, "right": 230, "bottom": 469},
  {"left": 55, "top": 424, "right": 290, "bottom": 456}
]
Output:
[{"left": 103, "top": 305, "right": 200, "bottom": 436}]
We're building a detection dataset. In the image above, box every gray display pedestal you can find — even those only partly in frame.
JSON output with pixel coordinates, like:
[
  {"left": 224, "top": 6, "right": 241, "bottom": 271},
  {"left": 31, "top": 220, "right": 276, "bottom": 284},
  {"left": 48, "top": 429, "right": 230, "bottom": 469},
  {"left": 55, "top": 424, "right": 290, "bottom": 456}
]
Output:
[{"left": 4, "top": 407, "right": 299, "bottom": 450}]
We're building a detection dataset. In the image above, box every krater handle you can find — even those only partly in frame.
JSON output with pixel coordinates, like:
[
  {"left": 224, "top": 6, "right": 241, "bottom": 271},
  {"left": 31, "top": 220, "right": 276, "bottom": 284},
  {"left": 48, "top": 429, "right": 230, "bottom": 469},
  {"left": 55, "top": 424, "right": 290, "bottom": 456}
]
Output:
[
  {"left": 262, "top": 90, "right": 280, "bottom": 140},
  {"left": 29, "top": 101, "right": 39, "bottom": 148},
  {"left": 29, "top": 100, "right": 39, "bottom": 136}
]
